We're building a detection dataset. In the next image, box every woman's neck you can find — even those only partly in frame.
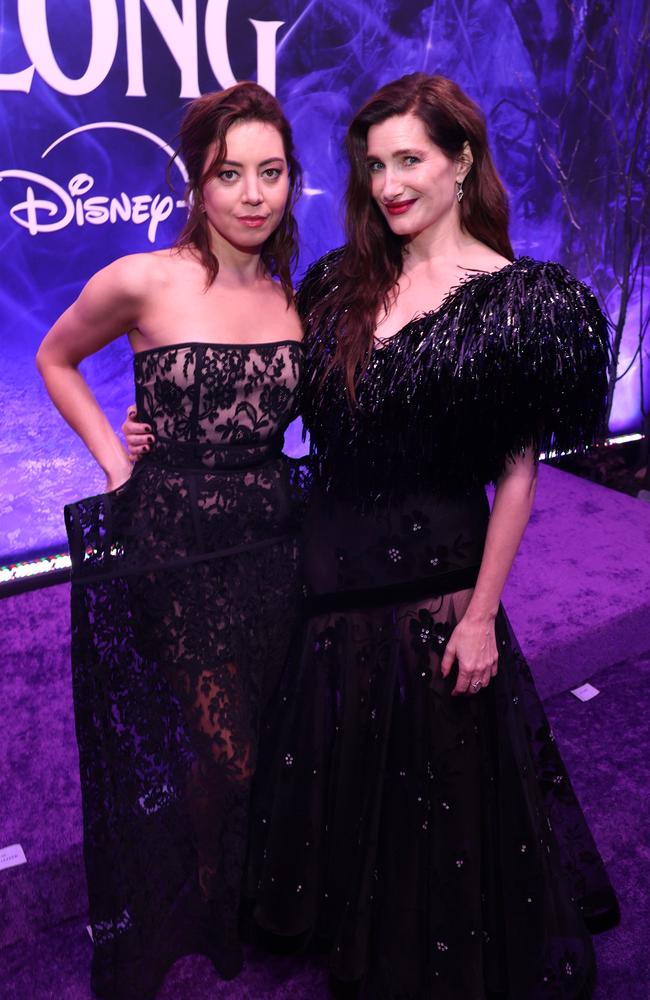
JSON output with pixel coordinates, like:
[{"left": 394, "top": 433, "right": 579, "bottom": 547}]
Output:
[
  {"left": 207, "top": 227, "right": 267, "bottom": 287},
  {"left": 402, "top": 215, "right": 476, "bottom": 273}
]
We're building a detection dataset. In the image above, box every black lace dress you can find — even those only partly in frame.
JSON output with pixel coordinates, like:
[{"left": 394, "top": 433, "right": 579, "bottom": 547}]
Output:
[
  {"left": 64, "top": 340, "right": 304, "bottom": 1000},
  {"left": 250, "top": 255, "right": 619, "bottom": 1000}
]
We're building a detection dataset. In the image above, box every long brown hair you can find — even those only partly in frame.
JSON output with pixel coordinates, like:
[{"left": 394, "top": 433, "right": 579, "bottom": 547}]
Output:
[
  {"left": 325, "top": 73, "right": 513, "bottom": 399},
  {"left": 174, "top": 82, "right": 302, "bottom": 301}
]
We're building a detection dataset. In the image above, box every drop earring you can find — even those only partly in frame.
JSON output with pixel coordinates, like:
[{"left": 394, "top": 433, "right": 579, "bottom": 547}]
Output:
[{"left": 456, "top": 180, "right": 464, "bottom": 204}]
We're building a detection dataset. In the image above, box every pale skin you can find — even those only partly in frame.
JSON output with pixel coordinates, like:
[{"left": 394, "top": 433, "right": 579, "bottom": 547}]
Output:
[
  {"left": 36, "top": 120, "right": 302, "bottom": 491},
  {"left": 124, "top": 112, "right": 537, "bottom": 697},
  {"left": 366, "top": 112, "right": 538, "bottom": 696}
]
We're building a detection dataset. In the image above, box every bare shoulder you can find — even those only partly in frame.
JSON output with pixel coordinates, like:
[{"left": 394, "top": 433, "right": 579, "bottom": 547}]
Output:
[
  {"left": 84, "top": 251, "right": 166, "bottom": 299},
  {"left": 70, "top": 252, "right": 179, "bottom": 329},
  {"left": 86, "top": 250, "right": 192, "bottom": 314},
  {"left": 258, "top": 276, "right": 303, "bottom": 339},
  {"left": 468, "top": 245, "right": 513, "bottom": 274},
  {"left": 112, "top": 249, "right": 180, "bottom": 286},
  {"left": 267, "top": 275, "right": 297, "bottom": 306},
  {"left": 486, "top": 252, "right": 513, "bottom": 273}
]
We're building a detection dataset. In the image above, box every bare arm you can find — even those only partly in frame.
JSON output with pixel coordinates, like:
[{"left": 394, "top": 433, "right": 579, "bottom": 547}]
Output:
[
  {"left": 36, "top": 256, "right": 148, "bottom": 491},
  {"left": 441, "top": 449, "right": 538, "bottom": 694}
]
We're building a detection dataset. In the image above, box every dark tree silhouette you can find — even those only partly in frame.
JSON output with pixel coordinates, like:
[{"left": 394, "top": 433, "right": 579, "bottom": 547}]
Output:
[{"left": 512, "top": 0, "right": 649, "bottom": 435}]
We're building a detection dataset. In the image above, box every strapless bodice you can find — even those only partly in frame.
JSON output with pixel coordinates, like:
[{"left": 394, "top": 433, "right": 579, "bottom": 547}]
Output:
[
  {"left": 66, "top": 339, "right": 305, "bottom": 582},
  {"left": 134, "top": 340, "right": 303, "bottom": 469}
]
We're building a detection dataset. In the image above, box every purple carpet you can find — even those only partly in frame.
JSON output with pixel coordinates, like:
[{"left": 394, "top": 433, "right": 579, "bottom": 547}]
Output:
[{"left": 1, "top": 464, "right": 650, "bottom": 999}]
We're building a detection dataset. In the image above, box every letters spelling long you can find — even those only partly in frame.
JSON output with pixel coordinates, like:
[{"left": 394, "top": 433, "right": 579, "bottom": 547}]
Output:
[{"left": 0, "top": 0, "right": 284, "bottom": 98}]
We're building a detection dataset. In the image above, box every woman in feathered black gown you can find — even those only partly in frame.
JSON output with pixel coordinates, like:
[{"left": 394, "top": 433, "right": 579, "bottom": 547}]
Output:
[
  {"left": 249, "top": 74, "right": 619, "bottom": 999},
  {"left": 36, "top": 83, "right": 305, "bottom": 1000}
]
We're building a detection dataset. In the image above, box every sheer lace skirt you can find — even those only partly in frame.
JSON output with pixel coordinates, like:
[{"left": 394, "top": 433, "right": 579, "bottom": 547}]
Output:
[{"left": 66, "top": 459, "right": 302, "bottom": 1000}]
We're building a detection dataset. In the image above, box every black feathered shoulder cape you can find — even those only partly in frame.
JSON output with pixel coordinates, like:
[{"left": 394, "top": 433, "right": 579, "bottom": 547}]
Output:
[{"left": 296, "top": 248, "right": 611, "bottom": 501}]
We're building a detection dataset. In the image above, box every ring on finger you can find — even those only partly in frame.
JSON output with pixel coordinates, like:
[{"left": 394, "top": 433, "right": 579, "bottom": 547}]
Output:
[{"left": 471, "top": 679, "right": 482, "bottom": 692}]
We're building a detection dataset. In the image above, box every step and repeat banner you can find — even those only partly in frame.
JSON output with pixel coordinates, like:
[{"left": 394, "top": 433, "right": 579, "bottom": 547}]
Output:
[{"left": 0, "top": 0, "right": 647, "bottom": 555}]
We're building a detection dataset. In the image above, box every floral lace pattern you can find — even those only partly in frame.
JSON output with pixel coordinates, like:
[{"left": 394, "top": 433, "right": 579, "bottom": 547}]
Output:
[
  {"left": 135, "top": 341, "right": 301, "bottom": 450},
  {"left": 66, "top": 341, "right": 304, "bottom": 1000}
]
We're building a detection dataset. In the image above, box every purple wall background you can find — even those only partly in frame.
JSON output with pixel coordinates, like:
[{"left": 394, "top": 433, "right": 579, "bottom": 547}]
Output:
[{"left": 0, "top": 0, "right": 647, "bottom": 557}]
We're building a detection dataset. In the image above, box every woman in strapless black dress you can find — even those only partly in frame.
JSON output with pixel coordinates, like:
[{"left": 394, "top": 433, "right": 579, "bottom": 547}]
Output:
[
  {"left": 36, "top": 83, "right": 305, "bottom": 1000},
  {"left": 249, "top": 74, "right": 619, "bottom": 1000}
]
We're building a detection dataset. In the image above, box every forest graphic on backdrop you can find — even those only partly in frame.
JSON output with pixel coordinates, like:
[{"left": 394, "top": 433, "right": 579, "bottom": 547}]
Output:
[{"left": 0, "top": 0, "right": 647, "bottom": 555}]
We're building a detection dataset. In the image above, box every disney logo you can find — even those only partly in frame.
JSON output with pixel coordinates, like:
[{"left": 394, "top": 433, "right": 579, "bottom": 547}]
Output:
[
  {"left": 0, "top": 121, "right": 188, "bottom": 243},
  {"left": 0, "top": 171, "right": 182, "bottom": 243}
]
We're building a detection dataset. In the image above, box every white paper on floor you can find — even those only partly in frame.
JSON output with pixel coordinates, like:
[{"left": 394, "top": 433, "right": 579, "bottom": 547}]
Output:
[
  {"left": 0, "top": 843, "right": 27, "bottom": 870},
  {"left": 570, "top": 683, "right": 600, "bottom": 702}
]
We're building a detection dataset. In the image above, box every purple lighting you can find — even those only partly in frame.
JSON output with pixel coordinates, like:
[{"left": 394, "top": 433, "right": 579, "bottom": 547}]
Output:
[{"left": 0, "top": 0, "right": 647, "bottom": 557}]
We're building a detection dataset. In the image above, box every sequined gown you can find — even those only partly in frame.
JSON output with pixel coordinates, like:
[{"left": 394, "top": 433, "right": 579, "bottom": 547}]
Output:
[
  {"left": 64, "top": 340, "right": 304, "bottom": 1000},
  {"left": 250, "top": 255, "right": 619, "bottom": 1000}
]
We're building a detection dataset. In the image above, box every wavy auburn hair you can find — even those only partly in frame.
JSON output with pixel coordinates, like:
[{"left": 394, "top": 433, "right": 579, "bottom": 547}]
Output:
[
  {"left": 324, "top": 72, "right": 513, "bottom": 399},
  {"left": 174, "top": 82, "right": 302, "bottom": 301}
]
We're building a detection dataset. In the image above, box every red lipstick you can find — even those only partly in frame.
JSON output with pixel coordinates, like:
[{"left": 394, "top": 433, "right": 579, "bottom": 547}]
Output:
[{"left": 385, "top": 199, "right": 417, "bottom": 216}]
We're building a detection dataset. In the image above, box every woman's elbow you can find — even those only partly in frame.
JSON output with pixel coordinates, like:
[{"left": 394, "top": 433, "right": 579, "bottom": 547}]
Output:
[
  {"left": 497, "top": 454, "right": 538, "bottom": 503},
  {"left": 35, "top": 335, "right": 71, "bottom": 376},
  {"left": 35, "top": 339, "right": 57, "bottom": 378},
  {"left": 35, "top": 340, "right": 48, "bottom": 376}
]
